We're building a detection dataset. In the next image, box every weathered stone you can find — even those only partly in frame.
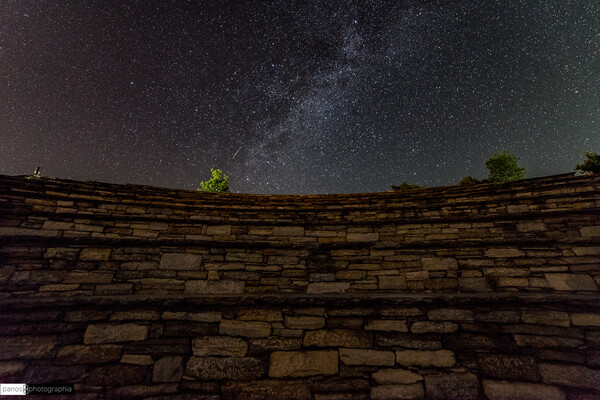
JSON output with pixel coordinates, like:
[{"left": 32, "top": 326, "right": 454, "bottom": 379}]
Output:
[
  {"left": 80, "top": 248, "right": 111, "bottom": 261},
  {"left": 396, "top": 349, "right": 455, "bottom": 367},
  {"left": 378, "top": 276, "right": 407, "bottom": 290},
  {"left": 185, "top": 356, "right": 266, "bottom": 380},
  {"left": 237, "top": 309, "right": 283, "bottom": 322},
  {"left": 485, "top": 248, "right": 524, "bottom": 258},
  {"left": 44, "top": 247, "right": 80, "bottom": 260},
  {"left": 539, "top": 363, "right": 600, "bottom": 389},
  {"left": 411, "top": 321, "right": 458, "bottom": 333},
  {"left": 222, "top": 380, "right": 311, "bottom": 400},
  {"left": 193, "top": 336, "right": 248, "bottom": 357},
  {"left": 269, "top": 350, "right": 338, "bottom": 377},
  {"left": 459, "top": 277, "right": 493, "bottom": 292},
  {"left": 273, "top": 226, "right": 304, "bottom": 236},
  {"left": 55, "top": 344, "right": 122, "bottom": 364},
  {"left": 307, "top": 282, "right": 350, "bottom": 293},
  {"left": 371, "top": 383, "right": 424, "bottom": 400},
  {"left": 285, "top": 316, "right": 325, "bottom": 329},
  {"left": 0, "top": 361, "right": 27, "bottom": 381},
  {"left": 22, "top": 365, "right": 87, "bottom": 383},
  {"left": 220, "top": 319, "right": 271, "bottom": 338},
  {"left": 522, "top": 311, "right": 570, "bottom": 327},
  {"left": 185, "top": 280, "right": 245, "bottom": 294},
  {"left": 544, "top": 273, "right": 598, "bottom": 291},
  {"left": 516, "top": 222, "right": 547, "bottom": 232},
  {"left": 483, "top": 380, "right": 565, "bottom": 400},
  {"left": 121, "top": 354, "right": 154, "bottom": 365},
  {"left": 475, "top": 311, "right": 520, "bottom": 324},
  {"left": 580, "top": 226, "right": 600, "bottom": 237},
  {"left": 161, "top": 311, "right": 221, "bottom": 322},
  {"left": 365, "top": 320, "right": 408, "bottom": 332},
  {"left": 372, "top": 369, "right": 423, "bottom": 384},
  {"left": 478, "top": 354, "right": 539, "bottom": 381},
  {"left": 573, "top": 247, "right": 600, "bottom": 256},
  {"left": 94, "top": 283, "right": 133, "bottom": 295},
  {"left": 347, "top": 232, "right": 379, "bottom": 242},
  {"left": 311, "top": 377, "right": 370, "bottom": 392},
  {"left": 250, "top": 337, "right": 302, "bottom": 352},
  {"left": 87, "top": 364, "right": 147, "bottom": 386},
  {"left": 424, "top": 373, "right": 479, "bottom": 400},
  {"left": 110, "top": 310, "right": 161, "bottom": 321},
  {"left": 376, "top": 332, "right": 442, "bottom": 350},
  {"left": 39, "top": 284, "right": 80, "bottom": 292},
  {"left": 381, "top": 308, "right": 422, "bottom": 317},
  {"left": 421, "top": 257, "right": 458, "bottom": 270},
  {"left": 428, "top": 309, "right": 474, "bottom": 321},
  {"left": 84, "top": 323, "right": 148, "bottom": 344},
  {"left": 159, "top": 252, "right": 202, "bottom": 270},
  {"left": 206, "top": 225, "right": 232, "bottom": 235},
  {"left": 152, "top": 355, "right": 184, "bottom": 382},
  {"left": 513, "top": 335, "right": 583, "bottom": 348},
  {"left": 310, "top": 272, "right": 336, "bottom": 282},
  {"left": 340, "top": 349, "right": 395, "bottom": 366},
  {"left": 571, "top": 313, "right": 600, "bottom": 326},
  {"left": 0, "top": 265, "right": 15, "bottom": 284},
  {"left": 63, "top": 271, "right": 113, "bottom": 283},
  {"left": 304, "top": 329, "right": 372, "bottom": 348},
  {"left": 163, "top": 321, "right": 218, "bottom": 336},
  {"left": 0, "top": 335, "right": 57, "bottom": 360}
]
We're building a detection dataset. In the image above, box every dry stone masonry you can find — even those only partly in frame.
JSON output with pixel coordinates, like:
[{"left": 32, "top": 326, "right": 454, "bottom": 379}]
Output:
[{"left": 0, "top": 172, "right": 599, "bottom": 399}]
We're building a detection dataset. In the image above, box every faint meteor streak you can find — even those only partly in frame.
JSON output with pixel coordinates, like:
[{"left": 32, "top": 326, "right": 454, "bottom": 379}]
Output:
[{"left": 232, "top": 146, "right": 242, "bottom": 159}]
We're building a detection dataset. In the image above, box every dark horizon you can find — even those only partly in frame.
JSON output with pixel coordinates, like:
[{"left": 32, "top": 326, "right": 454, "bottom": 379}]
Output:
[{"left": 1, "top": 1, "right": 598, "bottom": 194}]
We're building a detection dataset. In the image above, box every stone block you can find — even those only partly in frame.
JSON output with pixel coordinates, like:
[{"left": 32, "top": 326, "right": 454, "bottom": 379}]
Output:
[
  {"left": 459, "top": 277, "right": 493, "bottom": 292},
  {"left": 186, "top": 356, "right": 265, "bottom": 380},
  {"left": 110, "top": 310, "right": 161, "bottom": 321},
  {"left": 273, "top": 226, "right": 304, "bottom": 236},
  {"left": 378, "top": 276, "right": 407, "bottom": 290},
  {"left": 372, "top": 369, "right": 423, "bottom": 384},
  {"left": 42, "top": 220, "right": 74, "bottom": 230},
  {"left": 0, "top": 361, "right": 27, "bottom": 381},
  {"left": 159, "top": 253, "right": 202, "bottom": 270},
  {"left": 483, "top": 380, "right": 565, "bottom": 400},
  {"left": 478, "top": 354, "right": 539, "bottom": 381},
  {"left": 539, "top": 363, "right": 600, "bottom": 389},
  {"left": 516, "top": 222, "right": 547, "bottom": 232},
  {"left": 485, "top": 248, "right": 525, "bottom": 258},
  {"left": 161, "top": 311, "right": 221, "bottom": 322},
  {"left": 206, "top": 225, "right": 231, "bottom": 235},
  {"left": 371, "top": 383, "right": 424, "bottom": 400},
  {"left": 428, "top": 308, "right": 473, "bottom": 321},
  {"left": 311, "top": 377, "right": 370, "bottom": 392},
  {"left": 307, "top": 282, "right": 351, "bottom": 293},
  {"left": 237, "top": 309, "right": 283, "bottom": 322},
  {"left": 269, "top": 350, "right": 338, "bottom": 377},
  {"left": 193, "top": 336, "right": 248, "bottom": 357},
  {"left": 0, "top": 335, "right": 57, "bottom": 360},
  {"left": 80, "top": 248, "right": 111, "bottom": 261},
  {"left": 365, "top": 320, "right": 408, "bottom": 332},
  {"left": 220, "top": 319, "right": 271, "bottom": 338},
  {"left": 424, "top": 373, "right": 479, "bottom": 400},
  {"left": 185, "top": 280, "right": 245, "bottom": 294},
  {"left": 521, "top": 311, "right": 570, "bottom": 327},
  {"left": 285, "top": 316, "right": 325, "bottom": 329},
  {"left": 250, "top": 337, "right": 302, "bottom": 352},
  {"left": 571, "top": 313, "right": 600, "bottom": 326},
  {"left": 340, "top": 349, "right": 395, "bottom": 366},
  {"left": 421, "top": 257, "right": 458, "bottom": 270},
  {"left": 310, "top": 272, "right": 336, "bottom": 282},
  {"left": 410, "top": 321, "right": 457, "bottom": 333},
  {"left": 544, "top": 273, "right": 598, "bottom": 291},
  {"left": 64, "top": 310, "right": 109, "bottom": 322},
  {"left": 152, "top": 355, "right": 184, "bottom": 382},
  {"left": 84, "top": 323, "right": 148, "bottom": 344},
  {"left": 21, "top": 365, "right": 86, "bottom": 383},
  {"left": 396, "top": 349, "right": 455, "bottom": 367},
  {"left": 573, "top": 247, "right": 600, "bottom": 256},
  {"left": 222, "top": 380, "right": 311, "bottom": 400},
  {"left": 63, "top": 271, "right": 113, "bottom": 284},
  {"left": 55, "top": 344, "right": 122, "bottom": 364},
  {"left": 475, "top": 311, "right": 520, "bottom": 323},
  {"left": 513, "top": 335, "right": 583, "bottom": 348},
  {"left": 121, "top": 354, "right": 154, "bottom": 365},
  {"left": 304, "top": 329, "right": 372, "bottom": 348},
  {"left": 163, "top": 321, "right": 218, "bottom": 336},
  {"left": 347, "top": 233, "right": 379, "bottom": 242},
  {"left": 580, "top": 226, "right": 600, "bottom": 237}
]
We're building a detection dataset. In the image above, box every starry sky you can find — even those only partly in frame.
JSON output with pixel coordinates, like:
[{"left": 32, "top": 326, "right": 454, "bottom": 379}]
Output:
[{"left": 1, "top": 1, "right": 599, "bottom": 194}]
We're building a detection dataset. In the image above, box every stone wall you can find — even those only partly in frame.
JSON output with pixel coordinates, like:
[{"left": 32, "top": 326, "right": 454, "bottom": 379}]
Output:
[{"left": 1, "top": 173, "right": 599, "bottom": 399}]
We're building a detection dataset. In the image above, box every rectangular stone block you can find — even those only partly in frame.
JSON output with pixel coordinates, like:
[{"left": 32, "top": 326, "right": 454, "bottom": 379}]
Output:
[
  {"left": 269, "top": 350, "right": 338, "bottom": 377},
  {"left": 193, "top": 336, "right": 247, "bottom": 357},
  {"left": 79, "top": 248, "right": 111, "bottom": 260},
  {"left": 84, "top": 323, "right": 148, "bottom": 344},
  {"left": 483, "top": 380, "right": 564, "bottom": 400},
  {"left": 161, "top": 311, "right": 221, "bottom": 322},
  {"left": 522, "top": 311, "right": 570, "bottom": 327},
  {"left": 220, "top": 319, "right": 271, "bottom": 338},
  {"left": 365, "top": 320, "right": 408, "bottom": 332},
  {"left": 159, "top": 253, "right": 202, "bottom": 270},
  {"left": 428, "top": 309, "right": 473, "bottom": 321},
  {"left": 304, "top": 329, "right": 372, "bottom": 348},
  {"left": 371, "top": 383, "right": 424, "bottom": 400},
  {"left": 307, "top": 282, "right": 350, "bottom": 293},
  {"left": 570, "top": 313, "right": 600, "bottom": 326},
  {"left": 478, "top": 354, "right": 539, "bottom": 381},
  {"left": 237, "top": 309, "right": 283, "bottom": 322},
  {"left": 347, "top": 233, "right": 379, "bottom": 242},
  {"left": 540, "top": 363, "right": 600, "bottom": 390},
  {"left": 285, "top": 316, "right": 325, "bottom": 329},
  {"left": 222, "top": 380, "right": 311, "bottom": 400},
  {"left": 411, "top": 321, "right": 457, "bottom": 333},
  {"left": 544, "top": 273, "right": 598, "bottom": 291},
  {"left": 55, "top": 344, "right": 122, "bottom": 364},
  {"left": 424, "top": 373, "right": 479, "bottom": 400},
  {"left": 206, "top": 225, "right": 231, "bottom": 235},
  {"left": 152, "top": 355, "right": 184, "bottom": 383},
  {"left": 0, "top": 335, "right": 58, "bottom": 360},
  {"left": 378, "top": 276, "right": 407, "bottom": 290},
  {"left": 273, "top": 226, "right": 305, "bottom": 236},
  {"left": 484, "top": 248, "right": 525, "bottom": 258},
  {"left": 372, "top": 369, "right": 423, "bottom": 384},
  {"left": 185, "top": 356, "right": 266, "bottom": 380},
  {"left": 396, "top": 350, "right": 455, "bottom": 367},
  {"left": 421, "top": 257, "right": 458, "bottom": 271},
  {"left": 340, "top": 349, "right": 395, "bottom": 366},
  {"left": 185, "top": 280, "right": 245, "bottom": 294}
]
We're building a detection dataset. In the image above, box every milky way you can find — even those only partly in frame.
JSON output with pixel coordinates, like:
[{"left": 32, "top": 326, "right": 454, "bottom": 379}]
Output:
[{"left": 1, "top": 1, "right": 599, "bottom": 194}]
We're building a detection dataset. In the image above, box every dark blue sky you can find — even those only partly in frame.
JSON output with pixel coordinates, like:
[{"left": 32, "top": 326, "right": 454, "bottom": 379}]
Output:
[{"left": 1, "top": 1, "right": 598, "bottom": 193}]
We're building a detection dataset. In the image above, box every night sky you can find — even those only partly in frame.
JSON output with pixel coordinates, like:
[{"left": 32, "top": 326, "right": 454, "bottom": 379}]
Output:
[{"left": 1, "top": 1, "right": 599, "bottom": 194}]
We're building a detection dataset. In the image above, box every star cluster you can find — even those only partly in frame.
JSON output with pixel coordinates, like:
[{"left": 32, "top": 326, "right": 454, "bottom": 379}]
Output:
[{"left": 1, "top": 1, "right": 598, "bottom": 194}]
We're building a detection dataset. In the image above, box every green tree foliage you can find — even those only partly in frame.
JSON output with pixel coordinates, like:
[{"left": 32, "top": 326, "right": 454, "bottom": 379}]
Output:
[
  {"left": 391, "top": 181, "right": 423, "bottom": 191},
  {"left": 575, "top": 152, "right": 600, "bottom": 174},
  {"left": 199, "top": 169, "right": 229, "bottom": 192},
  {"left": 485, "top": 150, "right": 525, "bottom": 182},
  {"left": 459, "top": 176, "right": 481, "bottom": 186}
]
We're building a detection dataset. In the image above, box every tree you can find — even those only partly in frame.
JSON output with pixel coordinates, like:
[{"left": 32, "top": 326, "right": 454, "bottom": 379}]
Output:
[
  {"left": 575, "top": 152, "right": 600, "bottom": 174},
  {"left": 199, "top": 169, "right": 229, "bottom": 192},
  {"left": 485, "top": 150, "right": 525, "bottom": 182},
  {"left": 459, "top": 176, "right": 481, "bottom": 186},
  {"left": 391, "top": 181, "right": 423, "bottom": 191}
]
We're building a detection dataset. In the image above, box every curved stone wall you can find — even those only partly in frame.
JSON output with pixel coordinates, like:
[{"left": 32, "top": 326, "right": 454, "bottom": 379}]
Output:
[{"left": 1, "top": 173, "right": 599, "bottom": 399}]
